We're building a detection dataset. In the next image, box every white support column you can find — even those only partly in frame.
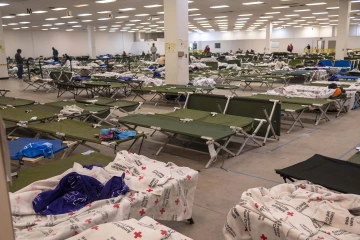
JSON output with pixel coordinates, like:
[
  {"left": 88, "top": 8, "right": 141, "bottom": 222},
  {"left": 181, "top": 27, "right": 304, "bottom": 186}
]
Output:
[
  {"left": 0, "top": 11, "right": 9, "bottom": 79},
  {"left": 331, "top": 26, "right": 336, "bottom": 38},
  {"left": 265, "top": 22, "right": 273, "bottom": 54},
  {"left": 336, "top": 0, "right": 351, "bottom": 60},
  {"left": 164, "top": 0, "right": 189, "bottom": 85},
  {"left": 87, "top": 25, "right": 97, "bottom": 59}
]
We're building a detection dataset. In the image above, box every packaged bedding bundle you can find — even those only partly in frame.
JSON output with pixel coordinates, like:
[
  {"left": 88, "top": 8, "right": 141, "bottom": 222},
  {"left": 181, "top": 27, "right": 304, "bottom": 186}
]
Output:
[{"left": 10, "top": 151, "right": 198, "bottom": 240}]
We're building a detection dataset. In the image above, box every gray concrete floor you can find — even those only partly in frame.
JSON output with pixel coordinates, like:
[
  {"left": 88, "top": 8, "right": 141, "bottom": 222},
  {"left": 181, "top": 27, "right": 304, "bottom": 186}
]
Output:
[{"left": 2, "top": 79, "right": 360, "bottom": 240}]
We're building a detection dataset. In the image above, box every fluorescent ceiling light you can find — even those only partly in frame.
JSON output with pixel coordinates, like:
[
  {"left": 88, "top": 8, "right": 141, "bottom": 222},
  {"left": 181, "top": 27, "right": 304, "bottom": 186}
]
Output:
[
  {"left": 16, "top": 13, "right": 30, "bottom": 16},
  {"left": 260, "top": 16, "right": 273, "bottom": 18},
  {"left": 98, "top": 18, "right": 110, "bottom": 20},
  {"left": 317, "top": 18, "right": 329, "bottom": 20},
  {"left": 135, "top": 14, "right": 150, "bottom": 16},
  {"left": 2, "top": 15, "right": 15, "bottom": 18},
  {"left": 256, "top": 19, "right": 268, "bottom": 21},
  {"left": 21, "top": 27, "right": 29, "bottom": 29},
  {"left": 144, "top": 4, "right": 162, "bottom": 8},
  {"left": 188, "top": 8, "right": 199, "bottom": 11},
  {"left": 272, "top": 6, "right": 289, "bottom": 9},
  {"left": 51, "top": 8, "right": 67, "bottom": 11},
  {"left": 243, "top": 2, "right": 264, "bottom": 5},
  {"left": 216, "top": 19, "right": 228, "bottom": 22},
  {"left": 0, "top": 3, "right": 9, "bottom": 6},
  {"left": 125, "top": 24, "right": 135, "bottom": 26},
  {"left": 50, "top": 27, "right": 59, "bottom": 30},
  {"left": 278, "top": 18, "right": 290, "bottom": 20},
  {"left": 130, "top": 19, "right": 141, "bottom": 22},
  {"left": 54, "top": 23, "right": 65, "bottom": 25},
  {"left": 78, "top": 13, "right": 92, "bottom": 16},
  {"left": 61, "top": 16, "right": 73, "bottom": 19},
  {"left": 293, "top": 19, "right": 305, "bottom": 22},
  {"left": 46, "top": 18, "right": 58, "bottom": 20},
  {"left": 302, "top": 16, "right": 316, "bottom": 18},
  {"left": 285, "top": 14, "right": 299, "bottom": 17},
  {"left": 156, "top": 21, "right": 164, "bottom": 23},
  {"left": 119, "top": 8, "right": 136, "bottom": 11},
  {"left": 95, "top": 0, "right": 116, "bottom": 3},
  {"left": 237, "top": 18, "right": 250, "bottom": 20},
  {"left": 33, "top": 10, "right": 47, "bottom": 14},
  {"left": 293, "top": 26, "right": 302, "bottom": 28},
  {"left": 210, "top": 5, "right": 229, "bottom": 8},
  {"left": 312, "top": 12, "right": 328, "bottom": 15},
  {"left": 140, "top": 22, "right": 151, "bottom": 25},
  {"left": 265, "top": 12, "right": 280, "bottom": 14},
  {"left": 115, "top": 16, "right": 129, "bottom": 18},
  {"left": 157, "top": 12, "right": 164, "bottom": 14},
  {"left": 42, "top": 24, "right": 52, "bottom": 26},
  {"left": 2, "top": 24, "right": 6, "bottom": 26},
  {"left": 72, "top": 25, "right": 82, "bottom": 27},
  {"left": 19, "top": 22, "right": 30, "bottom": 24},
  {"left": 12, "top": 28, "right": 20, "bottom": 30},
  {"left": 68, "top": 21, "right": 78, "bottom": 24},
  {"left": 215, "top": 16, "right": 227, "bottom": 18},
  {"left": 82, "top": 20, "right": 93, "bottom": 22},
  {"left": 66, "top": 29, "right": 74, "bottom": 31},
  {"left": 189, "top": 13, "right": 201, "bottom": 16},
  {"left": 294, "top": 9, "right": 311, "bottom": 12},
  {"left": 99, "top": 26, "right": 107, "bottom": 28},
  {"left": 193, "top": 17, "right": 206, "bottom": 20},
  {"left": 326, "top": 7, "right": 339, "bottom": 9},
  {"left": 74, "top": 4, "right": 89, "bottom": 8},
  {"left": 98, "top": 11, "right": 111, "bottom": 13},
  {"left": 8, "top": 23, "right": 18, "bottom": 25},
  {"left": 306, "top": 2, "right": 326, "bottom": 6}
]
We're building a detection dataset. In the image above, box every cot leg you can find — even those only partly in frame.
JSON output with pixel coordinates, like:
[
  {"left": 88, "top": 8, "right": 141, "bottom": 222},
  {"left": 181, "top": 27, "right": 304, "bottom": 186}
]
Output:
[
  {"left": 315, "top": 105, "right": 331, "bottom": 126},
  {"left": 187, "top": 218, "right": 195, "bottom": 224},
  {"left": 156, "top": 133, "right": 177, "bottom": 156},
  {"left": 287, "top": 110, "right": 305, "bottom": 134},
  {"left": 128, "top": 138, "right": 139, "bottom": 152}
]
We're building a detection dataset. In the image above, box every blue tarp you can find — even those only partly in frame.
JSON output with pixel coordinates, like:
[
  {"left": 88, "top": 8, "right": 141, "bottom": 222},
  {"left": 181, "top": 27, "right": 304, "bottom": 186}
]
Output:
[{"left": 33, "top": 172, "right": 129, "bottom": 215}]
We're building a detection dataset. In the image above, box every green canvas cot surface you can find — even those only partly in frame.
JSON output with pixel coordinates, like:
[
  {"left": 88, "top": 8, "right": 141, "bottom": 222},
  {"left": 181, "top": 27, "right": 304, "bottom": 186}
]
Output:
[
  {"left": 28, "top": 119, "right": 143, "bottom": 143},
  {"left": 0, "top": 97, "right": 35, "bottom": 107},
  {"left": 0, "top": 108, "right": 56, "bottom": 123},
  {"left": 118, "top": 114, "right": 235, "bottom": 141},
  {"left": 46, "top": 101, "right": 109, "bottom": 114},
  {"left": 249, "top": 94, "right": 334, "bottom": 105},
  {"left": 9, "top": 152, "right": 113, "bottom": 192}
]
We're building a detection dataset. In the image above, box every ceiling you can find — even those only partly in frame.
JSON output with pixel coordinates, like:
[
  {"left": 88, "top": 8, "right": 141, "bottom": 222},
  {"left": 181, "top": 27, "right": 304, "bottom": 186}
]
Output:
[{"left": 0, "top": 0, "right": 359, "bottom": 33}]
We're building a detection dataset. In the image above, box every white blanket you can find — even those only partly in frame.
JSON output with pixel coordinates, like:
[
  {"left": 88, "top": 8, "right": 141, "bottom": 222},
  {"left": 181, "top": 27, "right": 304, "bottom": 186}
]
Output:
[
  {"left": 223, "top": 181, "right": 360, "bottom": 240},
  {"left": 193, "top": 77, "right": 216, "bottom": 87},
  {"left": 10, "top": 151, "right": 198, "bottom": 240},
  {"left": 67, "top": 216, "right": 192, "bottom": 240}
]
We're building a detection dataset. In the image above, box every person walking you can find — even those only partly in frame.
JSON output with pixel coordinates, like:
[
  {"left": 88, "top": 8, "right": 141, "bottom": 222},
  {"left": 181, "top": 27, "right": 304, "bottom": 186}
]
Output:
[
  {"left": 15, "top": 49, "right": 23, "bottom": 79},
  {"left": 52, "top": 47, "right": 59, "bottom": 62},
  {"left": 150, "top": 43, "right": 157, "bottom": 61},
  {"left": 287, "top": 43, "right": 294, "bottom": 53}
]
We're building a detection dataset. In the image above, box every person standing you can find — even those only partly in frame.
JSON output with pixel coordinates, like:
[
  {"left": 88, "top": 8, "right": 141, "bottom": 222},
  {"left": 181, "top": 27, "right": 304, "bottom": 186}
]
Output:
[
  {"left": 15, "top": 49, "right": 23, "bottom": 79},
  {"left": 288, "top": 43, "right": 294, "bottom": 53},
  {"left": 204, "top": 45, "right": 210, "bottom": 56},
  {"left": 52, "top": 47, "right": 59, "bottom": 62},
  {"left": 150, "top": 43, "right": 157, "bottom": 61}
]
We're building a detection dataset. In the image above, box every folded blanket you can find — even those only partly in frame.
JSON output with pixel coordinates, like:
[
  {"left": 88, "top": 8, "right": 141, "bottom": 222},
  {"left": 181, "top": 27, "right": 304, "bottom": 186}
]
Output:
[
  {"left": 13, "top": 142, "right": 54, "bottom": 161},
  {"left": 33, "top": 172, "right": 129, "bottom": 215},
  {"left": 60, "top": 105, "right": 84, "bottom": 116}
]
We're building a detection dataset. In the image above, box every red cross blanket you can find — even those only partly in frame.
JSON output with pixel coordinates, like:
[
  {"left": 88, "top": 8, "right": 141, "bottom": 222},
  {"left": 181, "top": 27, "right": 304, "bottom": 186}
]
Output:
[
  {"left": 10, "top": 151, "right": 198, "bottom": 240},
  {"left": 66, "top": 217, "right": 191, "bottom": 240},
  {"left": 223, "top": 181, "right": 360, "bottom": 240}
]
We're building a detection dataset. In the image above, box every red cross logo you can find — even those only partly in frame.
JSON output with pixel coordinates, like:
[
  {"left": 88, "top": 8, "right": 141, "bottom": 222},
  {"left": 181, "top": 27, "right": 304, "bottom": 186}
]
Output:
[
  {"left": 287, "top": 212, "right": 294, "bottom": 217},
  {"left": 51, "top": 233, "right": 57, "bottom": 236},
  {"left": 27, "top": 228, "right": 33, "bottom": 231},
  {"left": 170, "top": 167, "right": 174, "bottom": 169},
  {"left": 169, "top": 178, "right": 174, "bottom": 180},
  {"left": 73, "top": 231, "right": 78, "bottom": 236},
  {"left": 308, "top": 200, "right": 311, "bottom": 203},
  {"left": 156, "top": 222, "right": 162, "bottom": 225},
  {"left": 161, "top": 230, "right": 167, "bottom": 235},
  {"left": 184, "top": 208, "right": 187, "bottom": 214},
  {"left": 68, "top": 212, "right": 75, "bottom": 216},
  {"left": 34, "top": 219, "right": 41, "bottom": 222},
  {"left": 141, "top": 166, "right": 146, "bottom": 170},
  {"left": 255, "top": 203, "right": 259, "bottom": 209},
  {"left": 86, "top": 203, "right": 92, "bottom": 208},
  {"left": 175, "top": 199, "right": 180, "bottom": 205},
  {"left": 327, "top": 232, "right": 331, "bottom": 235},
  {"left": 138, "top": 176, "right": 144, "bottom": 181},
  {"left": 260, "top": 234, "right": 267, "bottom": 240},
  {"left": 85, "top": 218, "right": 92, "bottom": 224},
  {"left": 15, "top": 196, "right": 21, "bottom": 203},
  {"left": 316, "top": 197, "right": 322, "bottom": 201},
  {"left": 139, "top": 209, "right": 146, "bottom": 216},
  {"left": 318, "top": 237, "right": 324, "bottom": 240},
  {"left": 300, "top": 186, "right": 306, "bottom": 189},
  {"left": 186, "top": 175, "right": 191, "bottom": 180},
  {"left": 155, "top": 199, "right": 159, "bottom": 205},
  {"left": 126, "top": 170, "right": 130, "bottom": 174},
  {"left": 113, "top": 203, "right": 120, "bottom": 209},
  {"left": 146, "top": 189, "right": 153, "bottom": 193},
  {"left": 129, "top": 192, "right": 133, "bottom": 197},
  {"left": 130, "top": 197, "right": 136, "bottom": 202},
  {"left": 134, "top": 232, "right": 142, "bottom": 239},
  {"left": 91, "top": 226, "right": 99, "bottom": 230},
  {"left": 160, "top": 208, "right": 166, "bottom": 214}
]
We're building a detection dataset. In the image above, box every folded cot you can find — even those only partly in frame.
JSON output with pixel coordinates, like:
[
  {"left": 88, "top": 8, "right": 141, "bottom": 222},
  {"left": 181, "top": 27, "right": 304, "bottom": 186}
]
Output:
[
  {"left": 249, "top": 94, "right": 334, "bottom": 125},
  {"left": 27, "top": 119, "right": 145, "bottom": 154},
  {"left": 276, "top": 153, "right": 360, "bottom": 195}
]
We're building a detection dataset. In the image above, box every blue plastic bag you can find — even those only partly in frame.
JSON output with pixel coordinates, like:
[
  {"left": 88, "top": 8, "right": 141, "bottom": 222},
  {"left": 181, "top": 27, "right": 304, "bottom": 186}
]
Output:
[{"left": 14, "top": 142, "right": 54, "bottom": 160}]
